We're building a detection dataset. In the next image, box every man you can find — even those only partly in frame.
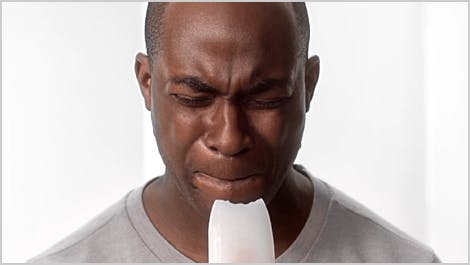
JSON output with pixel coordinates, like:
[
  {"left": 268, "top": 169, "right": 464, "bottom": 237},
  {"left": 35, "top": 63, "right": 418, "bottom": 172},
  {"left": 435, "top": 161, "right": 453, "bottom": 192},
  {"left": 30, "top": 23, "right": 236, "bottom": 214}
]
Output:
[{"left": 30, "top": 3, "right": 439, "bottom": 262}]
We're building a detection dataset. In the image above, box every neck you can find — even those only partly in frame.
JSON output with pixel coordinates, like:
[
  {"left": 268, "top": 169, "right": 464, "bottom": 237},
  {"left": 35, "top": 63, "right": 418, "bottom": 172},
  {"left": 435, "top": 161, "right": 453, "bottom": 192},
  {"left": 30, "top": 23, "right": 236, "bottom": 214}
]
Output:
[{"left": 142, "top": 166, "right": 313, "bottom": 262}]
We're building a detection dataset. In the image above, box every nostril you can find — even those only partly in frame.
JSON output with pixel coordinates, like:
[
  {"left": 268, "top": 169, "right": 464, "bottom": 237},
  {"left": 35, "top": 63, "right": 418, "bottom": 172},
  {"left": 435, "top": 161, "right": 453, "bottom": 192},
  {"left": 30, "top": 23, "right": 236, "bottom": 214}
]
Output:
[
  {"left": 205, "top": 139, "right": 252, "bottom": 157},
  {"left": 208, "top": 145, "right": 218, "bottom": 152}
]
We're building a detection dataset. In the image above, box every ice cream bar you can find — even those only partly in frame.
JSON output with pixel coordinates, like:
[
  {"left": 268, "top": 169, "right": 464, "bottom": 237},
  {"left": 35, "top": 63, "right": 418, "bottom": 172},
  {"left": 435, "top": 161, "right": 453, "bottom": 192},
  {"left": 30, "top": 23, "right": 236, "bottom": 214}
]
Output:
[{"left": 208, "top": 199, "right": 275, "bottom": 263}]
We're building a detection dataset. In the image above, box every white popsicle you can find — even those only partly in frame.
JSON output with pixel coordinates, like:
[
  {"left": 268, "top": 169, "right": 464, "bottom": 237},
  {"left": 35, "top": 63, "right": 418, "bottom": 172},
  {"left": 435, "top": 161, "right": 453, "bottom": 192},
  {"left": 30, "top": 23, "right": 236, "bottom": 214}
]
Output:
[{"left": 208, "top": 199, "right": 275, "bottom": 263}]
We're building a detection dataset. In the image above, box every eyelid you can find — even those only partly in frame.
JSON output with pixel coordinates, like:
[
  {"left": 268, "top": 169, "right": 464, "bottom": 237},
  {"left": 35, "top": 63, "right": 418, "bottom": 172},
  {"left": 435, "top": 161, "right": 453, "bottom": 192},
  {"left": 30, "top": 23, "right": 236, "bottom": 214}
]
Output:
[
  {"left": 245, "top": 97, "right": 290, "bottom": 109},
  {"left": 171, "top": 94, "right": 213, "bottom": 108},
  {"left": 172, "top": 94, "right": 212, "bottom": 99}
]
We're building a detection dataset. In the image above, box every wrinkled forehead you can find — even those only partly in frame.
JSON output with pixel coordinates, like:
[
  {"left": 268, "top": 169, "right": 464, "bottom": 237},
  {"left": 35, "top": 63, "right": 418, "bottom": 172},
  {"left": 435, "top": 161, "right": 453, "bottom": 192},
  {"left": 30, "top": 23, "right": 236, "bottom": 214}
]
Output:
[
  {"left": 161, "top": 3, "right": 298, "bottom": 60},
  {"left": 156, "top": 3, "right": 300, "bottom": 83}
]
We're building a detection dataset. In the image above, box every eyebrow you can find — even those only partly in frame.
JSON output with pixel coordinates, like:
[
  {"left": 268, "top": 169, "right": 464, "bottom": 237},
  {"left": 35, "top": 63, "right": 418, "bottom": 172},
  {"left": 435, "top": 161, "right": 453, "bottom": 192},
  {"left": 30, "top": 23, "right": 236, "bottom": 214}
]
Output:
[
  {"left": 169, "top": 76, "right": 288, "bottom": 95},
  {"left": 170, "top": 76, "right": 218, "bottom": 94},
  {"left": 247, "top": 79, "right": 288, "bottom": 95}
]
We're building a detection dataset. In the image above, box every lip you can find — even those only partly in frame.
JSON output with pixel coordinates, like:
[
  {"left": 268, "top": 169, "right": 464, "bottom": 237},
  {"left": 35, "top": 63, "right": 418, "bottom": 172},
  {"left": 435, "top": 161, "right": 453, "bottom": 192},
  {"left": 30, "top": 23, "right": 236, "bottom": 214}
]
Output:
[
  {"left": 194, "top": 171, "right": 254, "bottom": 182},
  {"left": 193, "top": 171, "right": 262, "bottom": 193}
]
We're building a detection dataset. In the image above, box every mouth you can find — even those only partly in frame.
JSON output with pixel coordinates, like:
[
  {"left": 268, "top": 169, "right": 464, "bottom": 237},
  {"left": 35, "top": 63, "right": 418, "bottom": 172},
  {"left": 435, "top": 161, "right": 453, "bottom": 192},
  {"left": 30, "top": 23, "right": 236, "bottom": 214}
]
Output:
[
  {"left": 195, "top": 171, "right": 253, "bottom": 182},
  {"left": 193, "top": 172, "right": 263, "bottom": 196}
]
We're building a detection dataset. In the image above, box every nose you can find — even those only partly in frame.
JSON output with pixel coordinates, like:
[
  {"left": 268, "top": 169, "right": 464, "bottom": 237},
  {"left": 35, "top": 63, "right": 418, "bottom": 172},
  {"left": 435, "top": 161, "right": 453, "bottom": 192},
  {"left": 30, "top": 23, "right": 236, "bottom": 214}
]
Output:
[{"left": 203, "top": 100, "right": 254, "bottom": 157}]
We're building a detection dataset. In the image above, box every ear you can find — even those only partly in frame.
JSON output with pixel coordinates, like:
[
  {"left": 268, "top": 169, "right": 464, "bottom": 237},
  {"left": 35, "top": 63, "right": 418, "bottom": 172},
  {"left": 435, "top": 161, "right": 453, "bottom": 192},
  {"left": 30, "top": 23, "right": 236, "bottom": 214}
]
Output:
[
  {"left": 304, "top": 55, "right": 320, "bottom": 113},
  {"left": 135, "top": 53, "right": 152, "bottom": 111}
]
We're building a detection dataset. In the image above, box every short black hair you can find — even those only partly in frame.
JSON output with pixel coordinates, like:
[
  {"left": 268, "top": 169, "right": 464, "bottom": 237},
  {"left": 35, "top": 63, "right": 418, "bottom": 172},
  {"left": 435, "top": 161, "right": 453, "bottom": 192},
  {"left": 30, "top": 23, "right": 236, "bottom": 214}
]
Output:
[{"left": 145, "top": 2, "right": 310, "bottom": 65}]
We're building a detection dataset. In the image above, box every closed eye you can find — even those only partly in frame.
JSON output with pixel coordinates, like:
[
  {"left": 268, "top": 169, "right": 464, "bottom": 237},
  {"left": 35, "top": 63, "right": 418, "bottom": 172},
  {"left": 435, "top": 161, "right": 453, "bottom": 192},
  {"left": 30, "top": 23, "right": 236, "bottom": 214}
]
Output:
[
  {"left": 245, "top": 97, "right": 290, "bottom": 110},
  {"left": 171, "top": 94, "right": 213, "bottom": 108}
]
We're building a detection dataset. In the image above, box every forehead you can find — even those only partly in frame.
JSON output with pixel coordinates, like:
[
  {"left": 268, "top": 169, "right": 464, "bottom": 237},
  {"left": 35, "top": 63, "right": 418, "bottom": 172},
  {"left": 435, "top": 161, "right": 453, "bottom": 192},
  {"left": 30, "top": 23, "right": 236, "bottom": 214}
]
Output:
[
  {"left": 157, "top": 3, "right": 299, "bottom": 78},
  {"left": 162, "top": 2, "right": 296, "bottom": 37},
  {"left": 161, "top": 3, "right": 297, "bottom": 61}
]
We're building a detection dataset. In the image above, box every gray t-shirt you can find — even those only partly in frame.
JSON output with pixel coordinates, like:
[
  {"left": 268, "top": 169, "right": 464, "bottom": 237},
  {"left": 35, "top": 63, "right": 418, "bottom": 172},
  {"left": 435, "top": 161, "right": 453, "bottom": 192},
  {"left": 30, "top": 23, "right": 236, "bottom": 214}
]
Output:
[{"left": 28, "top": 165, "right": 440, "bottom": 262}]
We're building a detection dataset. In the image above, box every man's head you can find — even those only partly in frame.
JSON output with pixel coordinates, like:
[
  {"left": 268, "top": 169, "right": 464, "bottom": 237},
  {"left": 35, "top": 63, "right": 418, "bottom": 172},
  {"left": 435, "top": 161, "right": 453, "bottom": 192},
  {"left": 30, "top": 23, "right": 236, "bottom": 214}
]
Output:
[{"left": 135, "top": 2, "right": 319, "bottom": 215}]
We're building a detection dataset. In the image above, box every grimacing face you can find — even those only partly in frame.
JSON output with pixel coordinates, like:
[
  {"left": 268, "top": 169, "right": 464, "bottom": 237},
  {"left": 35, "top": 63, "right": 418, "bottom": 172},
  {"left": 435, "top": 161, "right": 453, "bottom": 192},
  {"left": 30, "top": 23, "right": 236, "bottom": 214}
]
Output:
[{"left": 136, "top": 3, "right": 318, "bottom": 216}]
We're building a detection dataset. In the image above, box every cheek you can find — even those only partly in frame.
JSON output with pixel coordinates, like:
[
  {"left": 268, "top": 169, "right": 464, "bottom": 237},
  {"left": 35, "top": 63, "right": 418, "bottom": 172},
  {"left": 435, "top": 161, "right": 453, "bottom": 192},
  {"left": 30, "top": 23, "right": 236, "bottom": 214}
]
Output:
[
  {"left": 153, "top": 96, "right": 204, "bottom": 173},
  {"left": 251, "top": 100, "right": 305, "bottom": 156}
]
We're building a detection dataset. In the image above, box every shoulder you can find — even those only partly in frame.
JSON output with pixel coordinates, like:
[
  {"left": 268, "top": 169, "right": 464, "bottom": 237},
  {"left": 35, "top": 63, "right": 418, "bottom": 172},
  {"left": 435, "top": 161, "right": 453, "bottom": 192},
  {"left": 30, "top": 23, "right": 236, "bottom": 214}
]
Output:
[
  {"left": 28, "top": 190, "right": 157, "bottom": 262},
  {"left": 309, "top": 178, "right": 440, "bottom": 262}
]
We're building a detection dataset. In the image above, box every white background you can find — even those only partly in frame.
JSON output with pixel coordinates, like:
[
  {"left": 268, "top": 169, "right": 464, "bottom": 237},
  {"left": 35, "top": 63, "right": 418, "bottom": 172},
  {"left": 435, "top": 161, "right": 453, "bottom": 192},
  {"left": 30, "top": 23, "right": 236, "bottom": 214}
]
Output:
[{"left": 2, "top": 2, "right": 467, "bottom": 262}]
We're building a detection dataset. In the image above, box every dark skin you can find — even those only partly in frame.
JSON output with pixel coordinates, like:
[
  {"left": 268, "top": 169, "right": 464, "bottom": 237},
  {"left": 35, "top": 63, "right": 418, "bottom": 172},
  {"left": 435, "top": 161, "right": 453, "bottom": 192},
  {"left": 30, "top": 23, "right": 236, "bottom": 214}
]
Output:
[{"left": 135, "top": 3, "right": 320, "bottom": 262}]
